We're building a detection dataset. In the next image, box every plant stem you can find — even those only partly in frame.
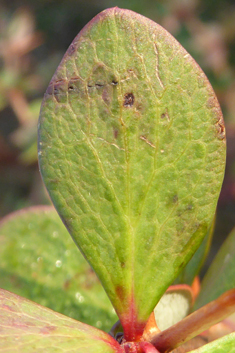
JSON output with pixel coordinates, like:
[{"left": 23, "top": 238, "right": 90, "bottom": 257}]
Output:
[{"left": 149, "top": 289, "right": 235, "bottom": 352}]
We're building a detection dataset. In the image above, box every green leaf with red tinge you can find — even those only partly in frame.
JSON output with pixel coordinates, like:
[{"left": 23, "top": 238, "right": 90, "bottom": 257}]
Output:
[
  {"left": 38, "top": 7, "right": 226, "bottom": 340},
  {"left": 0, "top": 289, "right": 122, "bottom": 353},
  {"left": 0, "top": 206, "right": 117, "bottom": 331},
  {"left": 195, "top": 227, "right": 235, "bottom": 309}
]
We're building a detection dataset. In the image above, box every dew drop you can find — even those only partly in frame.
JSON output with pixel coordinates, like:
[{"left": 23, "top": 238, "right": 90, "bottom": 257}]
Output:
[
  {"left": 75, "top": 292, "right": 81, "bottom": 299},
  {"left": 75, "top": 292, "right": 84, "bottom": 303},
  {"left": 55, "top": 260, "right": 62, "bottom": 268},
  {"left": 79, "top": 296, "right": 84, "bottom": 303}
]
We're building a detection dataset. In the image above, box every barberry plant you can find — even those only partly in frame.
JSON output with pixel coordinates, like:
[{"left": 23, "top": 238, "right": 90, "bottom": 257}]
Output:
[{"left": 1, "top": 7, "right": 234, "bottom": 353}]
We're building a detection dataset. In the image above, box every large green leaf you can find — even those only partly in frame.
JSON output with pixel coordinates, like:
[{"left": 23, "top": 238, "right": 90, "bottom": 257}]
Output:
[
  {"left": 0, "top": 206, "right": 117, "bottom": 331},
  {"left": 38, "top": 7, "right": 226, "bottom": 340},
  {"left": 195, "top": 227, "right": 235, "bottom": 309},
  {"left": 188, "top": 332, "right": 235, "bottom": 353},
  {"left": 0, "top": 288, "right": 121, "bottom": 353}
]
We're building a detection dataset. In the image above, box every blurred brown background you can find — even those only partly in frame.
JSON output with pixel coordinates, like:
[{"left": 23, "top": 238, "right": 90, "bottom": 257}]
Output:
[{"left": 1, "top": 0, "right": 235, "bottom": 273}]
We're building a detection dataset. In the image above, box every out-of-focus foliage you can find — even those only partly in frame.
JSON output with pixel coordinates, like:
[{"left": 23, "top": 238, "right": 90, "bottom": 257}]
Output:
[
  {"left": 0, "top": 206, "right": 117, "bottom": 331},
  {"left": 0, "top": 0, "right": 235, "bottom": 273}
]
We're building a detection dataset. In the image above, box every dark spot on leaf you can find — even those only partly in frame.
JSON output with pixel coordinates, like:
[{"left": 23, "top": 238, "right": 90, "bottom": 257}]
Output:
[
  {"left": 172, "top": 195, "right": 178, "bottom": 203},
  {"left": 88, "top": 82, "right": 105, "bottom": 89},
  {"left": 50, "top": 80, "right": 68, "bottom": 103},
  {"left": 121, "top": 262, "right": 125, "bottom": 268},
  {"left": 140, "top": 136, "right": 156, "bottom": 148},
  {"left": 216, "top": 121, "right": 225, "bottom": 140},
  {"left": 207, "top": 97, "right": 225, "bottom": 140},
  {"left": 111, "top": 80, "right": 118, "bottom": 85},
  {"left": 46, "top": 80, "right": 67, "bottom": 97},
  {"left": 54, "top": 80, "right": 66, "bottom": 95},
  {"left": 114, "top": 129, "right": 119, "bottom": 139},
  {"left": 187, "top": 204, "right": 193, "bottom": 210},
  {"left": 123, "top": 93, "right": 134, "bottom": 107},
  {"left": 161, "top": 110, "right": 170, "bottom": 121},
  {"left": 95, "top": 83, "right": 104, "bottom": 88},
  {"left": 68, "top": 78, "right": 87, "bottom": 98},
  {"left": 88, "top": 63, "right": 108, "bottom": 89},
  {"left": 116, "top": 286, "right": 125, "bottom": 301}
]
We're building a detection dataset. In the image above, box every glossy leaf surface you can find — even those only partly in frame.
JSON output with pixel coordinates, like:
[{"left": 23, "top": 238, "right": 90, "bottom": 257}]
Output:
[
  {"left": 0, "top": 289, "right": 121, "bottom": 353},
  {"left": 188, "top": 332, "right": 235, "bottom": 353},
  {"left": 38, "top": 7, "right": 226, "bottom": 340},
  {"left": 195, "top": 227, "right": 235, "bottom": 309},
  {"left": 0, "top": 206, "right": 117, "bottom": 331}
]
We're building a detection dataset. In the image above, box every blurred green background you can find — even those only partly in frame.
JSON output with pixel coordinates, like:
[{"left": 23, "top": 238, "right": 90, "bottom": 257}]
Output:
[{"left": 1, "top": 0, "right": 235, "bottom": 273}]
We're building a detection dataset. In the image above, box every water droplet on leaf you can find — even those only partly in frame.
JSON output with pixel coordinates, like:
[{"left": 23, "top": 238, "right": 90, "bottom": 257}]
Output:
[{"left": 55, "top": 260, "right": 62, "bottom": 268}]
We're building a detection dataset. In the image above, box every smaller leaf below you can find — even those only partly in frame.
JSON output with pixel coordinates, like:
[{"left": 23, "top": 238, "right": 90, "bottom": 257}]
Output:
[
  {"left": 0, "top": 288, "right": 122, "bottom": 353},
  {"left": 0, "top": 206, "right": 117, "bottom": 331}
]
